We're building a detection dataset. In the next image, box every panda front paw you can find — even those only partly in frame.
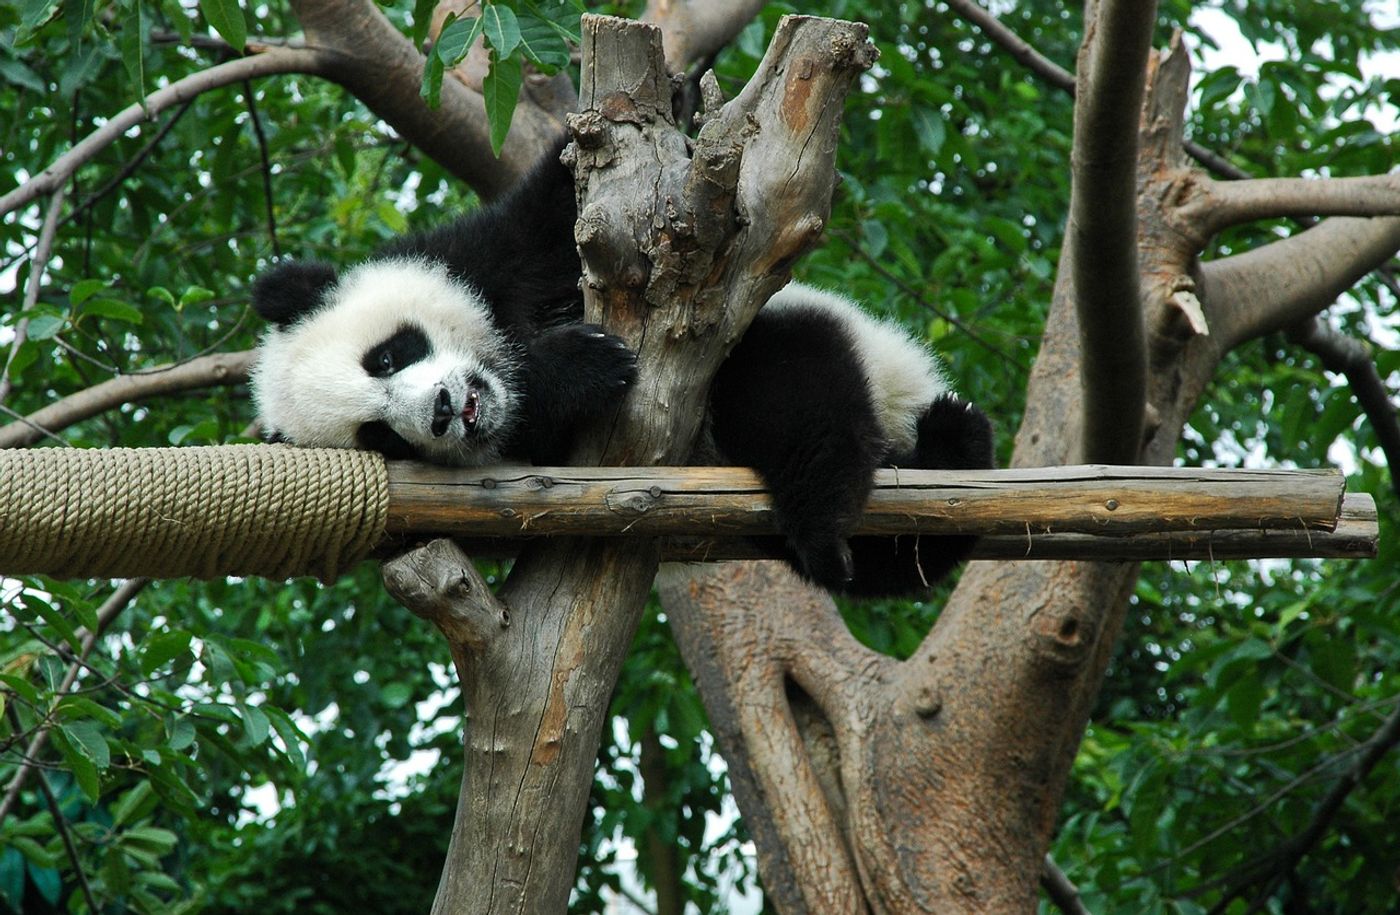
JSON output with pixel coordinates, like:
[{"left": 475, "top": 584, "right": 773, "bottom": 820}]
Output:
[
  {"left": 789, "top": 532, "right": 855, "bottom": 592},
  {"left": 546, "top": 323, "right": 639, "bottom": 391}
]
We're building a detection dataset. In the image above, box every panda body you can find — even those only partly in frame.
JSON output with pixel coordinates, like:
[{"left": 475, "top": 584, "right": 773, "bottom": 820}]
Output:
[{"left": 251, "top": 146, "right": 993, "bottom": 595}]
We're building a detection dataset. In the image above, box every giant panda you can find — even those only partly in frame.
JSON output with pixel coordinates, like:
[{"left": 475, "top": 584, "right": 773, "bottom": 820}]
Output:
[{"left": 250, "top": 144, "right": 994, "bottom": 596}]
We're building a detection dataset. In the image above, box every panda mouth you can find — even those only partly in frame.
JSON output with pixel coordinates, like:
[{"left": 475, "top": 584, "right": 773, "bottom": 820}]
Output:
[{"left": 461, "top": 388, "right": 481, "bottom": 433}]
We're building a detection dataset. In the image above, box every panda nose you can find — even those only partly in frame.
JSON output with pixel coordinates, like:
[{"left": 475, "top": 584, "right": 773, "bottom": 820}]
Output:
[{"left": 431, "top": 387, "right": 453, "bottom": 437}]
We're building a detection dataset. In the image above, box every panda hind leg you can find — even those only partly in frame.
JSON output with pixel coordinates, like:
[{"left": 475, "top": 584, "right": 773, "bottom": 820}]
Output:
[
  {"left": 709, "top": 311, "right": 886, "bottom": 592},
  {"left": 842, "top": 394, "right": 994, "bottom": 598}
]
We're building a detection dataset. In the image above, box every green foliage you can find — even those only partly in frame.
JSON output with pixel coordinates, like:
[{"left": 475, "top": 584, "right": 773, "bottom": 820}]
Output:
[
  {"left": 2, "top": 0, "right": 1398, "bottom": 913},
  {"left": 421, "top": 1, "right": 581, "bottom": 154}
]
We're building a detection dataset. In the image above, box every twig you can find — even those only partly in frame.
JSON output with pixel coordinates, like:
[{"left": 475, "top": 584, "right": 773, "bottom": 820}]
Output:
[
  {"left": 0, "top": 186, "right": 69, "bottom": 408},
  {"left": 0, "top": 579, "right": 148, "bottom": 828},
  {"left": 8, "top": 705, "right": 101, "bottom": 913},
  {"left": 827, "top": 227, "right": 1023, "bottom": 368},
  {"left": 0, "top": 46, "right": 332, "bottom": 218},
  {"left": 1041, "top": 854, "right": 1091, "bottom": 914},
  {"left": 243, "top": 80, "right": 282, "bottom": 258},
  {"left": 0, "top": 350, "right": 254, "bottom": 449},
  {"left": 1287, "top": 318, "right": 1400, "bottom": 500}
]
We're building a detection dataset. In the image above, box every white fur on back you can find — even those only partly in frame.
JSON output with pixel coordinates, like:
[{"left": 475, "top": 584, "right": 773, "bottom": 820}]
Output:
[
  {"left": 252, "top": 258, "right": 505, "bottom": 450},
  {"left": 764, "top": 283, "right": 951, "bottom": 454}
]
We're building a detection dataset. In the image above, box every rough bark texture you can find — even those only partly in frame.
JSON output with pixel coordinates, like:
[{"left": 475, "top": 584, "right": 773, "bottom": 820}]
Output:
[
  {"left": 660, "top": 22, "right": 1400, "bottom": 915},
  {"left": 383, "top": 14, "right": 874, "bottom": 914}
]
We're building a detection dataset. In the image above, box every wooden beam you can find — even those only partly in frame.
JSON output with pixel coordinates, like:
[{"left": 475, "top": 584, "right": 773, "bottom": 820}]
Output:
[{"left": 386, "top": 464, "right": 1349, "bottom": 538}]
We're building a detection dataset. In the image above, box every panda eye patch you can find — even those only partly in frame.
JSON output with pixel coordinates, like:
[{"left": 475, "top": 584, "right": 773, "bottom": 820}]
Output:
[{"left": 363, "top": 324, "right": 431, "bottom": 378}]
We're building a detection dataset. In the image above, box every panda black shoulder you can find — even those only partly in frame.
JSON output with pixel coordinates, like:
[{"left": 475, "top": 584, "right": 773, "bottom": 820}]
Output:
[{"left": 376, "top": 137, "right": 582, "bottom": 335}]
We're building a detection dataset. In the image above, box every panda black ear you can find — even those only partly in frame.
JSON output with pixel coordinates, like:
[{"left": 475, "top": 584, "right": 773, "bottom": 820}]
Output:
[{"left": 251, "top": 260, "right": 338, "bottom": 327}]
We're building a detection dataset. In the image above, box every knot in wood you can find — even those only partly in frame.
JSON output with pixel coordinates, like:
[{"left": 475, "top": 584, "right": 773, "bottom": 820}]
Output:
[
  {"left": 568, "top": 110, "right": 609, "bottom": 149},
  {"left": 604, "top": 488, "right": 660, "bottom": 516}
]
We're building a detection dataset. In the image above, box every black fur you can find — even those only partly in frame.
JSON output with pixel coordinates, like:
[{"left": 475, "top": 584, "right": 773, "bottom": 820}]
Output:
[
  {"left": 253, "top": 142, "right": 994, "bottom": 596},
  {"left": 251, "top": 260, "right": 338, "bottom": 327}
]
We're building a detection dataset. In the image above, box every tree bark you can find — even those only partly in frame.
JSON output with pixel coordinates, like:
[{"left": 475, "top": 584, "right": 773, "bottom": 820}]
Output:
[
  {"left": 383, "top": 14, "right": 874, "bottom": 913},
  {"left": 661, "top": 13, "right": 1400, "bottom": 915}
]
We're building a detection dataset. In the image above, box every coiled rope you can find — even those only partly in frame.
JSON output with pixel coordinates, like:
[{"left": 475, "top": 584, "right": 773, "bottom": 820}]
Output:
[{"left": 0, "top": 446, "right": 388, "bottom": 581}]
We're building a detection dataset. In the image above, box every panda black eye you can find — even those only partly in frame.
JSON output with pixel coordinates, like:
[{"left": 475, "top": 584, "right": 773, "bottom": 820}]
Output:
[{"left": 363, "top": 324, "right": 430, "bottom": 378}]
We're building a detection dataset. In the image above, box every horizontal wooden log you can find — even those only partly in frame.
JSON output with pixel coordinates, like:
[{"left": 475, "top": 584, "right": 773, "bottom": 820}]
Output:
[
  {"left": 386, "top": 464, "right": 1349, "bottom": 538},
  {"left": 380, "top": 493, "right": 1378, "bottom": 563},
  {"left": 0, "top": 447, "right": 1374, "bottom": 579}
]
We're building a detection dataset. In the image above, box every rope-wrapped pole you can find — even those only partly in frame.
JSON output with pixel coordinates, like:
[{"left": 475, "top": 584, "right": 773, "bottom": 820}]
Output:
[
  {"left": 0, "top": 446, "right": 1378, "bottom": 581},
  {"left": 0, "top": 446, "right": 387, "bottom": 580}
]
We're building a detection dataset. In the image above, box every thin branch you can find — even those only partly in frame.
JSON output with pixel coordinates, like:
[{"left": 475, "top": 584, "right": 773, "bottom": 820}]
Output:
[
  {"left": 0, "top": 350, "right": 254, "bottom": 449},
  {"left": 1068, "top": 0, "right": 1156, "bottom": 462},
  {"left": 1041, "top": 854, "right": 1091, "bottom": 915},
  {"left": 942, "top": 0, "right": 1237, "bottom": 179},
  {"left": 0, "top": 186, "right": 69, "bottom": 407},
  {"left": 827, "top": 227, "right": 1023, "bottom": 368},
  {"left": 18, "top": 708, "right": 101, "bottom": 914},
  {"left": 641, "top": 0, "right": 768, "bottom": 73},
  {"left": 943, "top": 0, "right": 1075, "bottom": 92},
  {"left": 1197, "top": 175, "right": 1400, "bottom": 234},
  {"left": 1286, "top": 319, "right": 1400, "bottom": 499},
  {"left": 0, "top": 47, "right": 333, "bottom": 219},
  {"left": 1202, "top": 216, "right": 1400, "bottom": 349},
  {"left": 0, "top": 579, "right": 148, "bottom": 828},
  {"left": 243, "top": 80, "right": 282, "bottom": 258},
  {"left": 1237, "top": 700, "right": 1400, "bottom": 914}
]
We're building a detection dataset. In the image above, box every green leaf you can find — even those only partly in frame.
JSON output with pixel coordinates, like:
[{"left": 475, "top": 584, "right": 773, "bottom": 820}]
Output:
[
  {"left": 61, "top": 719, "right": 111, "bottom": 769},
  {"left": 911, "top": 107, "right": 946, "bottom": 156},
  {"left": 410, "top": 0, "right": 437, "bottom": 47},
  {"left": 0, "top": 57, "right": 45, "bottom": 93},
  {"left": 140, "top": 630, "right": 193, "bottom": 675},
  {"left": 112, "top": 782, "right": 156, "bottom": 827},
  {"left": 436, "top": 14, "right": 483, "bottom": 67},
  {"left": 420, "top": 49, "right": 445, "bottom": 108},
  {"left": 25, "top": 594, "right": 81, "bottom": 651},
  {"left": 23, "top": 313, "right": 65, "bottom": 341},
  {"left": 480, "top": 4, "right": 521, "bottom": 58},
  {"left": 120, "top": 2, "right": 145, "bottom": 101},
  {"left": 380, "top": 682, "right": 414, "bottom": 709},
  {"left": 15, "top": 0, "right": 61, "bottom": 44},
  {"left": 483, "top": 53, "right": 523, "bottom": 157},
  {"left": 238, "top": 703, "right": 270, "bottom": 747},
  {"left": 199, "top": 0, "right": 246, "bottom": 52},
  {"left": 52, "top": 731, "right": 101, "bottom": 801},
  {"left": 81, "top": 298, "right": 145, "bottom": 325},
  {"left": 516, "top": 11, "right": 571, "bottom": 72},
  {"left": 266, "top": 709, "right": 306, "bottom": 769},
  {"left": 121, "top": 826, "right": 179, "bottom": 856},
  {"left": 166, "top": 717, "right": 196, "bottom": 752}
]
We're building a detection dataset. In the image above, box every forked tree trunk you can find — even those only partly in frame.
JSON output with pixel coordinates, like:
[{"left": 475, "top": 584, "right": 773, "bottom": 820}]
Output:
[{"left": 383, "top": 14, "right": 875, "bottom": 914}]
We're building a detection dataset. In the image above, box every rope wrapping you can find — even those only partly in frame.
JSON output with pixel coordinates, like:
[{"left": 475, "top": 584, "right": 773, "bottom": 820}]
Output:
[{"left": 0, "top": 446, "right": 388, "bottom": 581}]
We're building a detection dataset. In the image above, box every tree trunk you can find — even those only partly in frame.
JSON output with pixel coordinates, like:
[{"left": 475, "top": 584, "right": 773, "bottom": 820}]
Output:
[{"left": 384, "top": 14, "right": 875, "bottom": 913}]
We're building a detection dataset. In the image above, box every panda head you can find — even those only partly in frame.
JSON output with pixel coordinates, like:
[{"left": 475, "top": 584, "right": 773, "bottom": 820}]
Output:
[{"left": 250, "top": 257, "right": 520, "bottom": 465}]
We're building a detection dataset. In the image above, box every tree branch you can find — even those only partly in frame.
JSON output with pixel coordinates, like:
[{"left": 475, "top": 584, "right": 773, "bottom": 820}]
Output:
[
  {"left": 290, "top": 0, "right": 564, "bottom": 197},
  {"left": 642, "top": 0, "right": 768, "bottom": 73},
  {"left": 0, "top": 351, "right": 254, "bottom": 449},
  {"left": 1287, "top": 319, "right": 1400, "bottom": 498},
  {"left": 0, "top": 186, "right": 67, "bottom": 407},
  {"left": 1068, "top": 0, "right": 1156, "bottom": 462},
  {"left": 1042, "top": 854, "right": 1091, "bottom": 915},
  {"left": 0, "top": 579, "right": 148, "bottom": 828},
  {"left": 0, "top": 48, "right": 332, "bottom": 219},
  {"left": 1202, "top": 216, "right": 1400, "bottom": 349},
  {"left": 1194, "top": 174, "right": 1400, "bottom": 234}
]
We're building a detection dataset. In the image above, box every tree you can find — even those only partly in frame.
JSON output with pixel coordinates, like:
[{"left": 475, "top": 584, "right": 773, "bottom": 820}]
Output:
[{"left": 2, "top": 1, "right": 1398, "bottom": 913}]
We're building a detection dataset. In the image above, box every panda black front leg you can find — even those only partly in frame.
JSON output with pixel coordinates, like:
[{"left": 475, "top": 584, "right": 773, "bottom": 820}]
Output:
[{"left": 513, "top": 323, "right": 639, "bottom": 463}]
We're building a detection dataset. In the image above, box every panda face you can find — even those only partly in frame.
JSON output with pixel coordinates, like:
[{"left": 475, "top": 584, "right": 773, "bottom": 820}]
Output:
[{"left": 252, "top": 258, "right": 520, "bottom": 465}]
